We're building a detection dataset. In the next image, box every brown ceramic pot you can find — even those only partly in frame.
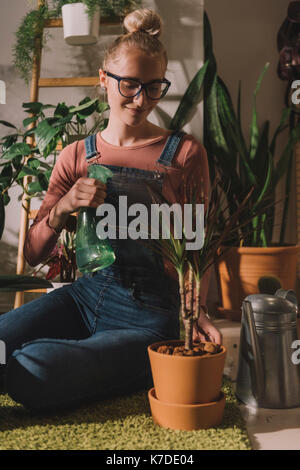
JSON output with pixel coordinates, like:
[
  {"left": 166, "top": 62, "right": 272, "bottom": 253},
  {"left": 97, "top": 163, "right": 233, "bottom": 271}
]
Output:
[
  {"left": 147, "top": 340, "right": 226, "bottom": 405},
  {"left": 148, "top": 388, "right": 226, "bottom": 431},
  {"left": 215, "top": 245, "right": 300, "bottom": 321}
]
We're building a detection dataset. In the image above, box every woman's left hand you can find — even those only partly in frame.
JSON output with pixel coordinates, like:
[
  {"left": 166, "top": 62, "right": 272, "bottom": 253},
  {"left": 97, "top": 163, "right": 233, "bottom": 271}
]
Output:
[{"left": 192, "top": 308, "right": 223, "bottom": 345}]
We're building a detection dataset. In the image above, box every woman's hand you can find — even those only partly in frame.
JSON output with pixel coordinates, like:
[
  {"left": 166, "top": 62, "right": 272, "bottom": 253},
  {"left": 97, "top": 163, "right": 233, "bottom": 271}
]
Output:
[
  {"left": 57, "top": 177, "right": 107, "bottom": 215},
  {"left": 192, "top": 310, "right": 223, "bottom": 345},
  {"left": 183, "top": 304, "right": 223, "bottom": 345},
  {"left": 49, "top": 178, "right": 107, "bottom": 231}
]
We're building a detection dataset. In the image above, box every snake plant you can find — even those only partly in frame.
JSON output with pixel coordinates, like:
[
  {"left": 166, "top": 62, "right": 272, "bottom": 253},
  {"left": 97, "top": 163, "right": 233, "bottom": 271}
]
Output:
[{"left": 170, "top": 12, "right": 300, "bottom": 247}]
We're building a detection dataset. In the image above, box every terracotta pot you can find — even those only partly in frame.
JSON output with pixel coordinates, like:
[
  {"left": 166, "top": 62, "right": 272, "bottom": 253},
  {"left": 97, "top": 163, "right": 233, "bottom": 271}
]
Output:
[
  {"left": 215, "top": 245, "right": 300, "bottom": 322},
  {"left": 147, "top": 340, "right": 226, "bottom": 405},
  {"left": 148, "top": 388, "right": 226, "bottom": 431}
]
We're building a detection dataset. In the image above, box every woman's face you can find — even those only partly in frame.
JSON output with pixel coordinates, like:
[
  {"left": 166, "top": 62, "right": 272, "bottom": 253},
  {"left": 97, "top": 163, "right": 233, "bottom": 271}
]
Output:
[{"left": 99, "top": 47, "right": 167, "bottom": 127}]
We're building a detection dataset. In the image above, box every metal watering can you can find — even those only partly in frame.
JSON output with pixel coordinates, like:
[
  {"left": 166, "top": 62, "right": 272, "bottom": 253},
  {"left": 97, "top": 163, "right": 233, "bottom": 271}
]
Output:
[{"left": 236, "top": 289, "right": 300, "bottom": 408}]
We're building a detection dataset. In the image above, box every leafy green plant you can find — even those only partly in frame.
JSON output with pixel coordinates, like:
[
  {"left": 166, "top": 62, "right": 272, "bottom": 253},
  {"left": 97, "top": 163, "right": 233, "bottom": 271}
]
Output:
[
  {"left": 145, "top": 175, "right": 264, "bottom": 351},
  {"left": 168, "top": 12, "right": 300, "bottom": 248},
  {"left": 0, "top": 96, "right": 108, "bottom": 228},
  {"left": 13, "top": 3, "right": 51, "bottom": 83},
  {"left": 0, "top": 95, "right": 107, "bottom": 292},
  {"left": 31, "top": 229, "right": 77, "bottom": 282},
  {"left": 51, "top": 0, "right": 140, "bottom": 18},
  {"left": 13, "top": 1, "right": 140, "bottom": 83}
]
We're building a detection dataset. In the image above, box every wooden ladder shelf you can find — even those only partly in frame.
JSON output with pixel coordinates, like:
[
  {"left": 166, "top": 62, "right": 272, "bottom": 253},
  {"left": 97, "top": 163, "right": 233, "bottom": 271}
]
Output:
[{"left": 14, "top": 1, "right": 120, "bottom": 308}]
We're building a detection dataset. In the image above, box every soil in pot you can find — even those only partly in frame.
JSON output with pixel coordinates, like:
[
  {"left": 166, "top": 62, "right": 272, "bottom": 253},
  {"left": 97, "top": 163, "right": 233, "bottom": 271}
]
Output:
[{"left": 154, "top": 342, "right": 221, "bottom": 356}]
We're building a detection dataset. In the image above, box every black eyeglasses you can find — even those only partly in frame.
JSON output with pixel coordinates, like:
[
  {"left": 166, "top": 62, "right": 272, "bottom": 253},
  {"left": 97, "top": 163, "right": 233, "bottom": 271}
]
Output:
[{"left": 104, "top": 71, "right": 171, "bottom": 100}]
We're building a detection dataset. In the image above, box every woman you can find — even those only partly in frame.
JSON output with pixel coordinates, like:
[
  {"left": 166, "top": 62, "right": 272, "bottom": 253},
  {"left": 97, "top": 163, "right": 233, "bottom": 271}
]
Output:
[{"left": 0, "top": 8, "right": 221, "bottom": 411}]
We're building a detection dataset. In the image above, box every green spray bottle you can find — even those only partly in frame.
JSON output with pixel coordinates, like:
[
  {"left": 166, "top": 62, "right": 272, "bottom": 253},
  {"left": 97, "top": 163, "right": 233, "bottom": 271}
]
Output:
[{"left": 76, "top": 164, "right": 115, "bottom": 273}]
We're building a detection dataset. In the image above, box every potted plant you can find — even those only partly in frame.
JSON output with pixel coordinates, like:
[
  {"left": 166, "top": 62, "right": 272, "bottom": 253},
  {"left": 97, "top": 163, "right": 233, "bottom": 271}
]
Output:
[
  {"left": 12, "top": 1, "right": 140, "bottom": 83},
  {"left": 0, "top": 96, "right": 107, "bottom": 296},
  {"left": 168, "top": 12, "right": 300, "bottom": 321},
  {"left": 31, "top": 229, "right": 77, "bottom": 289},
  {"left": 52, "top": 0, "right": 140, "bottom": 45},
  {"left": 202, "top": 10, "right": 300, "bottom": 320},
  {"left": 144, "top": 175, "right": 264, "bottom": 431},
  {"left": 0, "top": 96, "right": 108, "bottom": 203}
]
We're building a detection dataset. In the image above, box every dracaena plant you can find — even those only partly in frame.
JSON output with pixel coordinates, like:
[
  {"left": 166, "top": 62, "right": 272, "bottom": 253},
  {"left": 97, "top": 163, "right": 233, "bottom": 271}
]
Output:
[{"left": 145, "top": 175, "right": 269, "bottom": 351}]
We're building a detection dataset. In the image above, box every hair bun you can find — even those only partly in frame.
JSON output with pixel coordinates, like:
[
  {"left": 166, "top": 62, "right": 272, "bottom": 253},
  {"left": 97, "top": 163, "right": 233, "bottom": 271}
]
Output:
[{"left": 123, "top": 8, "right": 163, "bottom": 38}]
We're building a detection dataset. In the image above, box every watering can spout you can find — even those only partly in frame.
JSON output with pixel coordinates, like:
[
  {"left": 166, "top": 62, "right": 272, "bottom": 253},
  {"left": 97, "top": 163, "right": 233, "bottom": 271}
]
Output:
[{"left": 242, "top": 300, "right": 265, "bottom": 402}]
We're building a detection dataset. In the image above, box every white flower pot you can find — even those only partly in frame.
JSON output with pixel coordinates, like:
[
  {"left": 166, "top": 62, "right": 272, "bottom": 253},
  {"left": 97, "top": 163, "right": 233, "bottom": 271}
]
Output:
[{"left": 62, "top": 3, "right": 100, "bottom": 46}]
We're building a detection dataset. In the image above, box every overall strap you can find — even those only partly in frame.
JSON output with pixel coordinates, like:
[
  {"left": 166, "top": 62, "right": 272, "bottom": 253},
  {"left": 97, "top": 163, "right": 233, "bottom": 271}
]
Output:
[
  {"left": 156, "top": 130, "right": 186, "bottom": 167},
  {"left": 84, "top": 134, "right": 98, "bottom": 160}
]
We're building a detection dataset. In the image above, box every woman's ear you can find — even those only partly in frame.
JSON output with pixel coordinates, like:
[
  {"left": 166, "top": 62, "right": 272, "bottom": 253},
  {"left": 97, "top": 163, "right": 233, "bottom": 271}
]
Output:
[{"left": 99, "top": 69, "right": 107, "bottom": 89}]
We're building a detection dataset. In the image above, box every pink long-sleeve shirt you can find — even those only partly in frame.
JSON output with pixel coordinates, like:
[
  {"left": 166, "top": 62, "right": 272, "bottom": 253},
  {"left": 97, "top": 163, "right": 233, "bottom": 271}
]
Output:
[{"left": 24, "top": 131, "right": 211, "bottom": 301}]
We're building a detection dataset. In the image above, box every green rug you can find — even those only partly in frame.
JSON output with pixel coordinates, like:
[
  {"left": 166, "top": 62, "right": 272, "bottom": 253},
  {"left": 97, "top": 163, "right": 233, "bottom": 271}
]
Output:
[{"left": 0, "top": 378, "right": 251, "bottom": 450}]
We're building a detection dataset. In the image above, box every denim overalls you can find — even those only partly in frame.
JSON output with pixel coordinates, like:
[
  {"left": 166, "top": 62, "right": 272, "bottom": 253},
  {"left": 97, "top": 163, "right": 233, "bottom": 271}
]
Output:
[{"left": 0, "top": 131, "right": 185, "bottom": 411}]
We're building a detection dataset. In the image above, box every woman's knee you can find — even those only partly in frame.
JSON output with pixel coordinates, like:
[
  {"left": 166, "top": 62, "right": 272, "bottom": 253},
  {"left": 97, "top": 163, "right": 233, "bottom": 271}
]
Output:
[{"left": 4, "top": 341, "right": 57, "bottom": 410}]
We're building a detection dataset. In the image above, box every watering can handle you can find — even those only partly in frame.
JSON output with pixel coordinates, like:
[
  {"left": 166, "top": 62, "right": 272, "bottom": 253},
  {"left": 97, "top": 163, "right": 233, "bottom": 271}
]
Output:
[{"left": 275, "top": 289, "right": 298, "bottom": 307}]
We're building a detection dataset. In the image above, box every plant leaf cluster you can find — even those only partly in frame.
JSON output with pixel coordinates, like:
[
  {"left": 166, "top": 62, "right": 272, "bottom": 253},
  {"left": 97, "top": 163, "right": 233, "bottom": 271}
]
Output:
[{"left": 0, "top": 96, "right": 108, "bottom": 237}]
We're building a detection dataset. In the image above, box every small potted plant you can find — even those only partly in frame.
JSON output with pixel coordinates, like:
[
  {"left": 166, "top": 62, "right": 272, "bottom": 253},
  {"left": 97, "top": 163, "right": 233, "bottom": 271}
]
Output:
[
  {"left": 145, "top": 175, "right": 263, "bottom": 431},
  {"left": 31, "top": 229, "right": 77, "bottom": 288},
  {"left": 52, "top": 0, "right": 140, "bottom": 45}
]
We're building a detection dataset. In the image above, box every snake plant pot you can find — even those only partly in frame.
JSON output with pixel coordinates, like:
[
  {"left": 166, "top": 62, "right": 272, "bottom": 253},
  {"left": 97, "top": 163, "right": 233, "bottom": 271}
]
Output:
[
  {"left": 215, "top": 245, "right": 300, "bottom": 322},
  {"left": 62, "top": 3, "right": 100, "bottom": 45},
  {"left": 148, "top": 388, "right": 226, "bottom": 431},
  {"left": 147, "top": 340, "right": 226, "bottom": 405}
]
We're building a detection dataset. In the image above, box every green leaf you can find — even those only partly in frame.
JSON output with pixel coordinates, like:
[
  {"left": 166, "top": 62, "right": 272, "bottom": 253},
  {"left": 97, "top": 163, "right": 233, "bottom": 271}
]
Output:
[
  {"left": 69, "top": 98, "right": 98, "bottom": 114},
  {"left": 96, "top": 101, "right": 110, "bottom": 113},
  {"left": 249, "top": 63, "right": 270, "bottom": 160},
  {"left": 16, "top": 166, "right": 40, "bottom": 179},
  {"left": 27, "top": 158, "right": 40, "bottom": 170},
  {"left": 169, "top": 60, "right": 209, "bottom": 130},
  {"left": 2, "top": 142, "right": 32, "bottom": 160},
  {"left": 23, "top": 116, "right": 38, "bottom": 128},
  {"left": 54, "top": 102, "right": 70, "bottom": 117},
  {"left": 27, "top": 180, "right": 44, "bottom": 194},
  {"left": 35, "top": 120, "right": 62, "bottom": 155},
  {"left": 0, "top": 120, "right": 17, "bottom": 129},
  {"left": 22, "top": 102, "right": 55, "bottom": 114}
]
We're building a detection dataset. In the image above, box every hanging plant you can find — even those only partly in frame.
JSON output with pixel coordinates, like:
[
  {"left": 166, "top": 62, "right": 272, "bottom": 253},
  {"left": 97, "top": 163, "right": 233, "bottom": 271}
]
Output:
[
  {"left": 51, "top": 0, "right": 141, "bottom": 19},
  {"left": 13, "top": 3, "right": 51, "bottom": 84}
]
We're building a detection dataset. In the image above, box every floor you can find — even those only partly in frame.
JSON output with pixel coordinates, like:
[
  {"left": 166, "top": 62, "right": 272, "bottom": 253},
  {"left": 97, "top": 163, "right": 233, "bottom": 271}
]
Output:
[{"left": 214, "top": 317, "right": 300, "bottom": 450}]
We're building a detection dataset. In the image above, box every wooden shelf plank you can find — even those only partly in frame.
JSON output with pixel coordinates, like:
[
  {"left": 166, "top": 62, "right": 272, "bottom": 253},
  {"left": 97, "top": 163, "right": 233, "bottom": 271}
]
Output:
[
  {"left": 44, "top": 16, "right": 122, "bottom": 28},
  {"left": 38, "top": 77, "right": 99, "bottom": 87}
]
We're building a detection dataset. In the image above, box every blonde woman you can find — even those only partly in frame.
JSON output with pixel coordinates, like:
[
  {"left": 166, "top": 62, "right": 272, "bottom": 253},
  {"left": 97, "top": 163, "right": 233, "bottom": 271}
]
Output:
[{"left": 0, "top": 8, "right": 221, "bottom": 411}]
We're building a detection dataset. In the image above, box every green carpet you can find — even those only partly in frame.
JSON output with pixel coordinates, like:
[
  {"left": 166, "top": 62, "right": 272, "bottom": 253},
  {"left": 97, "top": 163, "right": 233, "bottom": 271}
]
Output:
[{"left": 0, "top": 378, "right": 251, "bottom": 450}]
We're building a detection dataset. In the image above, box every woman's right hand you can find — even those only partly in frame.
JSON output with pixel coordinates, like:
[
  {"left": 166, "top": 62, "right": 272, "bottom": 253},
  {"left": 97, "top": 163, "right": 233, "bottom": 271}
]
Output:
[
  {"left": 49, "top": 178, "right": 107, "bottom": 231},
  {"left": 57, "top": 177, "right": 107, "bottom": 215}
]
